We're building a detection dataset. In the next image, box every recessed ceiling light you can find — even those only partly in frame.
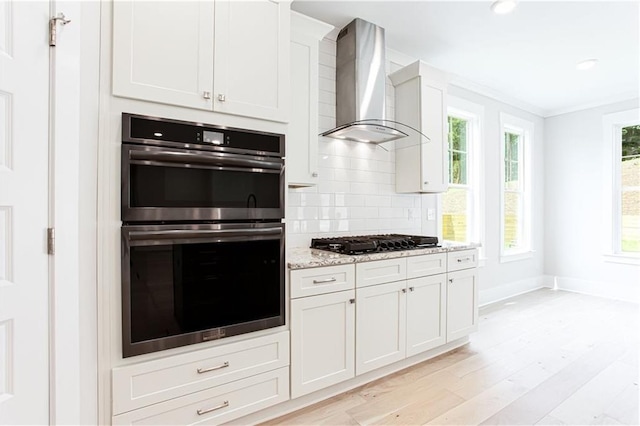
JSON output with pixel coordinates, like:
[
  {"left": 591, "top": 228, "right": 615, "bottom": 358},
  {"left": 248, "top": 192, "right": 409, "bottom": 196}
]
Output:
[
  {"left": 153, "top": 132, "right": 163, "bottom": 137},
  {"left": 576, "top": 58, "right": 599, "bottom": 71},
  {"left": 491, "top": 0, "right": 517, "bottom": 14}
]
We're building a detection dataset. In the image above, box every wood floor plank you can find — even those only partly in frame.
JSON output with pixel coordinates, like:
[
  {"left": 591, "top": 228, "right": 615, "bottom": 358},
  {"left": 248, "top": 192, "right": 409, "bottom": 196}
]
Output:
[
  {"left": 604, "top": 381, "right": 640, "bottom": 425},
  {"left": 479, "top": 341, "right": 630, "bottom": 425},
  {"left": 371, "top": 389, "right": 464, "bottom": 425},
  {"left": 549, "top": 360, "right": 637, "bottom": 425},
  {"left": 424, "top": 379, "right": 531, "bottom": 425}
]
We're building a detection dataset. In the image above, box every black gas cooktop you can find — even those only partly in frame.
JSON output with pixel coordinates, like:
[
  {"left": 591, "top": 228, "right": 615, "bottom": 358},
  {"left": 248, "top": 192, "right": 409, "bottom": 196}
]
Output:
[{"left": 310, "top": 234, "right": 439, "bottom": 255}]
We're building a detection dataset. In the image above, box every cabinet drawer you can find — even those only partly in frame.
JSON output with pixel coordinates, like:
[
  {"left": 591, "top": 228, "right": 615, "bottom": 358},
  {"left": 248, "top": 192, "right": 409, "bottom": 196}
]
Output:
[
  {"left": 407, "top": 253, "right": 446, "bottom": 279},
  {"left": 112, "top": 332, "right": 289, "bottom": 415},
  {"left": 112, "top": 367, "right": 289, "bottom": 425},
  {"left": 290, "top": 264, "right": 355, "bottom": 298},
  {"left": 447, "top": 249, "right": 478, "bottom": 272},
  {"left": 356, "top": 258, "right": 407, "bottom": 288}
]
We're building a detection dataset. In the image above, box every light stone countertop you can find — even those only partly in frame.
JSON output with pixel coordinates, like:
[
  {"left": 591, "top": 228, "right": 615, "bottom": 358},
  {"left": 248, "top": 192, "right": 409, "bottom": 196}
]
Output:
[{"left": 287, "top": 242, "right": 481, "bottom": 270}]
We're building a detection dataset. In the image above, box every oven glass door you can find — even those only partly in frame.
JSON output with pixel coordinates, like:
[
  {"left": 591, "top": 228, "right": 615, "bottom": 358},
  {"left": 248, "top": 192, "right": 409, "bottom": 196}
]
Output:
[
  {"left": 122, "top": 144, "right": 284, "bottom": 222},
  {"left": 121, "top": 223, "right": 285, "bottom": 357}
]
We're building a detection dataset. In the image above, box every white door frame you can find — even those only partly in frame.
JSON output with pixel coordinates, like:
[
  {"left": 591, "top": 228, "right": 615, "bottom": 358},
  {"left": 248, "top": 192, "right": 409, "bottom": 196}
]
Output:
[{"left": 49, "top": 1, "right": 100, "bottom": 424}]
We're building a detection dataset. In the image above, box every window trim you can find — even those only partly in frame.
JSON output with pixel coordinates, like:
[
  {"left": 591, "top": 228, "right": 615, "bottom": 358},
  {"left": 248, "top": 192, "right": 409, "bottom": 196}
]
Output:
[
  {"left": 602, "top": 108, "right": 640, "bottom": 264},
  {"left": 499, "top": 113, "right": 534, "bottom": 262},
  {"left": 439, "top": 96, "right": 485, "bottom": 263}
]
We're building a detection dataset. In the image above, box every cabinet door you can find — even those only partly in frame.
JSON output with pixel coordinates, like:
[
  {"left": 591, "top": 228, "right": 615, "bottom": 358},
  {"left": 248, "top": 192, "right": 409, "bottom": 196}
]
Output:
[
  {"left": 419, "top": 82, "right": 448, "bottom": 193},
  {"left": 112, "top": 1, "right": 214, "bottom": 110},
  {"left": 287, "top": 13, "right": 332, "bottom": 187},
  {"left": 291, "top": 290, "right": 355, "bottom": 398},
  {"left": 446, "top": 268, "right": 479, "bottom": 342},
  {"left": 214, "top": 0, "right": 290, "bottom": 122},
  {"left": 356, "top": 281, "right": 406, "bottom": 375},
  {"left": 406, "top": 274, "right": 447, "bottom": 357}
]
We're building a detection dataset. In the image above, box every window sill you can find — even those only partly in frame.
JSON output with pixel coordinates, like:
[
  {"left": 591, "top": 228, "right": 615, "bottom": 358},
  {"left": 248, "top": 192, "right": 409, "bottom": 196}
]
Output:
[
  {"left": 603, "top": 253, "right": 640, "bottom": 265},
  {"left": 500, "top": 250, "right": 535, "bottom": 263}
]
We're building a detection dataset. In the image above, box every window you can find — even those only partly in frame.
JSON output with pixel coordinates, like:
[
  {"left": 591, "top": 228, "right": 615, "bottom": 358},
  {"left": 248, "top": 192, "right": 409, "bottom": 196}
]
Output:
[
  {"left": 603, "top": 108, "right": 640, "bottom": 262},
  {"left": 621, "top": 125, "right": 640, "bottom": 253},
  {"left": 500, "top": 113, "right": 533, "bottom": 260},
  {"left": 440, "top": 97, "right": 483, "bottom": 249}
]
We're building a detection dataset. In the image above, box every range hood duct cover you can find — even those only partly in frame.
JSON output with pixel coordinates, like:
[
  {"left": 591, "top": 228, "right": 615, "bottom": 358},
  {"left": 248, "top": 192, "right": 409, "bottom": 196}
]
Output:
[{"left": 321, "top": 18, "right": 409, "bottom": 144}]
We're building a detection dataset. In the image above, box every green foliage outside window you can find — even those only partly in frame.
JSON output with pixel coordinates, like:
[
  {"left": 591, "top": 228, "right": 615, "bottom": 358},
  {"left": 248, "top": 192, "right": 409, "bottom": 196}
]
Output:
[
  {"left": 443, "top": 116, "right": 469, "bottom": 242},
  {"left": 621, "top": 125, "right": 640, "bottom": 252}
]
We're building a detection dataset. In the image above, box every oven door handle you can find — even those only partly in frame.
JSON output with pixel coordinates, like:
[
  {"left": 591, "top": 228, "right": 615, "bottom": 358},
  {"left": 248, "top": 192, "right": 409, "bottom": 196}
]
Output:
[
  {"left": 126, "top": 226, "right": 283, "bottom": 246},
  {"left": 129, "top": 148, "right": 283, "bottom": 170}
]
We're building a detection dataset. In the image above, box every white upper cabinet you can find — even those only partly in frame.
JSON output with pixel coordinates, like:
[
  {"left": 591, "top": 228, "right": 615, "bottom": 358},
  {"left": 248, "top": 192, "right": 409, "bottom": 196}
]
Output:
[
  {"left": 112, "top": 1, "right": 215, "bottom": 110},
  {"left": 214, "top": 0, "right": 290, "bottom": 122},
  {"left": 112, "top": 0, "right": 291, "bottom": 123},
  {"left": 287, "top": 12, "right": 333, "bottom": 187},
  {"left": 390, "top": 61, "right": 449, "bottom": 193}
]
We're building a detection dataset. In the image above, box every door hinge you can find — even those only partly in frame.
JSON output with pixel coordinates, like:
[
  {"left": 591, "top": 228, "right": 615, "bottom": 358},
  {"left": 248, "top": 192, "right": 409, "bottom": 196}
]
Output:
[
  {"left": 47, "top": 228, "right": 55, "bottom": 255},
  {"left": 49, "top": 13, "right": 71, "bottom": 47}
]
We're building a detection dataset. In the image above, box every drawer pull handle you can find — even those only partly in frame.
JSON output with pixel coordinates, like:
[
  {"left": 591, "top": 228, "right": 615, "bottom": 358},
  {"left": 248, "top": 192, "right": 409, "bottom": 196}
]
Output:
[
  {"left": 197, "top": 400, "right": 229, "bottom": 416},
  {"left": 313, "top": 277, "right": 337, "bottom": 284},
  {"left": 457, "top": 257, "right": 472, "bottom": 263},
  {"left": 197, "top": 361, "right": 229, "bottom": 374}
]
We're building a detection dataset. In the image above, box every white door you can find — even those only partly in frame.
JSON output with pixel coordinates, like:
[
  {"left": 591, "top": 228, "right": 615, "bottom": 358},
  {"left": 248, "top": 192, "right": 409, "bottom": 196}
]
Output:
[
  {"left": 355, "top": 281, "right": 406, "bottom": 375},
  {"left": 406, "top": 274, "right": 447, "bottom": 357},
  {"left": 290, "top": 290, "right": 355, "bottom": 398},
  {"left": 0, "top": 1, "right": 50, "bottom": 424}
]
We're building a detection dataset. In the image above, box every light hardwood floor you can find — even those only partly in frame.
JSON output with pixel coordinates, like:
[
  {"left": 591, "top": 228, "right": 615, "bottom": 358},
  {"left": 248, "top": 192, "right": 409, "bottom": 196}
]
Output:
[{"left": 265, "top": 289, "right": 639, "bottom": 425}]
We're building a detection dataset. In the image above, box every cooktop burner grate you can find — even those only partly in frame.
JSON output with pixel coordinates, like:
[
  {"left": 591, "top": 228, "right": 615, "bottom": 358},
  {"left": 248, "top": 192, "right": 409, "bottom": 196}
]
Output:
[{"left": 310, "top": 234, "right": 439, "bottom": 255}]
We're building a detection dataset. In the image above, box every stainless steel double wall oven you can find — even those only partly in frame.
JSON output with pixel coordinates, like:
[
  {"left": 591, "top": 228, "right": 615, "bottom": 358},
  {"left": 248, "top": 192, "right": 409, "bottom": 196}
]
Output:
[{"left": 121, "top": 113, "right": 285, "bottom": 357}]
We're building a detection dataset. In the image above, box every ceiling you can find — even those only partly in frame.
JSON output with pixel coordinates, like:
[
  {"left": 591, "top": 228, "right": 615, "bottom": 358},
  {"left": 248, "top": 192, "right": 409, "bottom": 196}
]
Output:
[{"left": 292, "top": 0, "right": 639, "bottom": 117}]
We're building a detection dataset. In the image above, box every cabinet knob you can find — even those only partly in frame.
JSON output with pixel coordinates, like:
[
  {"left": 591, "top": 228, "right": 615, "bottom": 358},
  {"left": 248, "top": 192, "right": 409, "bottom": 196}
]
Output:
[
  {"left": 218, "top": 94, "right": 226, "bottom": 102},
  {"left": 401, "top": 288, "right": 407, "bottom": 293},
  {"left": 203, "top": 91, "right": 211, "bottom": 100},
  {"left": 311, "top": 172, "right": 318, "bottom": 178},
  {"left": 423, "top": 181, "right": 429, "bottom": 185},
  {"left": 349, "top": 298, "right": 355, "bottom": 304},
  {"left": 409, "top": 286, "right": 414, "bottom": 292},
  {"left": 449, "top": 279, "right": 453, "bottom": 283}
]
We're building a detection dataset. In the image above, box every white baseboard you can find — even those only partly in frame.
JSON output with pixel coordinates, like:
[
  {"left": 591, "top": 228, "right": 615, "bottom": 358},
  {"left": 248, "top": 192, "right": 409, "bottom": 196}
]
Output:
[
  {"left": 553, "top": 275, "right": 639, "bottom": 304},
  {"left": 479, "top": 275, "right": 552, "bottom": 307}
]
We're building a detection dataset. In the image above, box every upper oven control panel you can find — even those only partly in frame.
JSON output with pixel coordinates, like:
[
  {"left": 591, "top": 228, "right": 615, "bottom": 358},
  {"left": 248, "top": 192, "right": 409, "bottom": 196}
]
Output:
[{"left": 122, "top": 113, "right": 285, "bottom": 158}]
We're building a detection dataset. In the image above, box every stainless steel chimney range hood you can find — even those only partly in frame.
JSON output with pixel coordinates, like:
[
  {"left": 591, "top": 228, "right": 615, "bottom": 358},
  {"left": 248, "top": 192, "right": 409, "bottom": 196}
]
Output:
[{"left": 321, "top": 18, "right": 409, "bottom": 144}]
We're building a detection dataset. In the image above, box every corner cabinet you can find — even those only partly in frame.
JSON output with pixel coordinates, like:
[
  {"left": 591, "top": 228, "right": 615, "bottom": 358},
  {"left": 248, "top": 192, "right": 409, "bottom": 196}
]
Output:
[
  {"left": 389, "top": 61, "right": 449, "bottom": 193},
  {"left": 287, "top": 13, "right": 333, "bottom": 187},
  {"left": 112, "top": 0, "right": 291, "bottom": 123}
]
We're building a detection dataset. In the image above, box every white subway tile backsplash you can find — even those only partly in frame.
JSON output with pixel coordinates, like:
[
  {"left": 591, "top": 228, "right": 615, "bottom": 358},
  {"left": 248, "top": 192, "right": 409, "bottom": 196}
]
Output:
[{"left": 286, "top": 36, "right": 425, "bottom": 248}]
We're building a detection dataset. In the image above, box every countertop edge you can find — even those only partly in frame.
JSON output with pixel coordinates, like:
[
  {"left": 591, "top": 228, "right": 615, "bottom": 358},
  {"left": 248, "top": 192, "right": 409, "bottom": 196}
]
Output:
[{"left": 287, "top": 243, "right": 481, "bottom": 270}]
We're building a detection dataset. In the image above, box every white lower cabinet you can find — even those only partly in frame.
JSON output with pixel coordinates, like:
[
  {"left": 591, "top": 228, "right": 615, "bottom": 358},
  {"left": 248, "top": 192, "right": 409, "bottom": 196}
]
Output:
[
  {"left": 446, "top": 267, "right": 479, "bottom": 342},
  {"left": 290, "top": 290, "right": 355, "bottom": 398},
  {"left": 112, "top": 367, "right": 289, "bottom": 425},
  {"left": 289, "top": 249, "right": 478, "bottom": 400},
  {"left": 406, "top": 274, "right": 447, "bottom": 357},
  {"left": 355, "top": 280, "right": 407, "bottom": 375}
]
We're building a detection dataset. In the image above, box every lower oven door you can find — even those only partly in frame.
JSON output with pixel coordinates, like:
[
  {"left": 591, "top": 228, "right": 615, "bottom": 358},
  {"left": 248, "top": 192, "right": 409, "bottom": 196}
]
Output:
[{"left": 121, "top": 223, "right": 285, "bottom": 358}]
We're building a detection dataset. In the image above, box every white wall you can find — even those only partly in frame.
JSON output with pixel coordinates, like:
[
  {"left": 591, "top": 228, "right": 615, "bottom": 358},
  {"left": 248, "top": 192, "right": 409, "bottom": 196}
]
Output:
[{"left": 544, "top": 99, "right": 640, "bottom": 302}]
